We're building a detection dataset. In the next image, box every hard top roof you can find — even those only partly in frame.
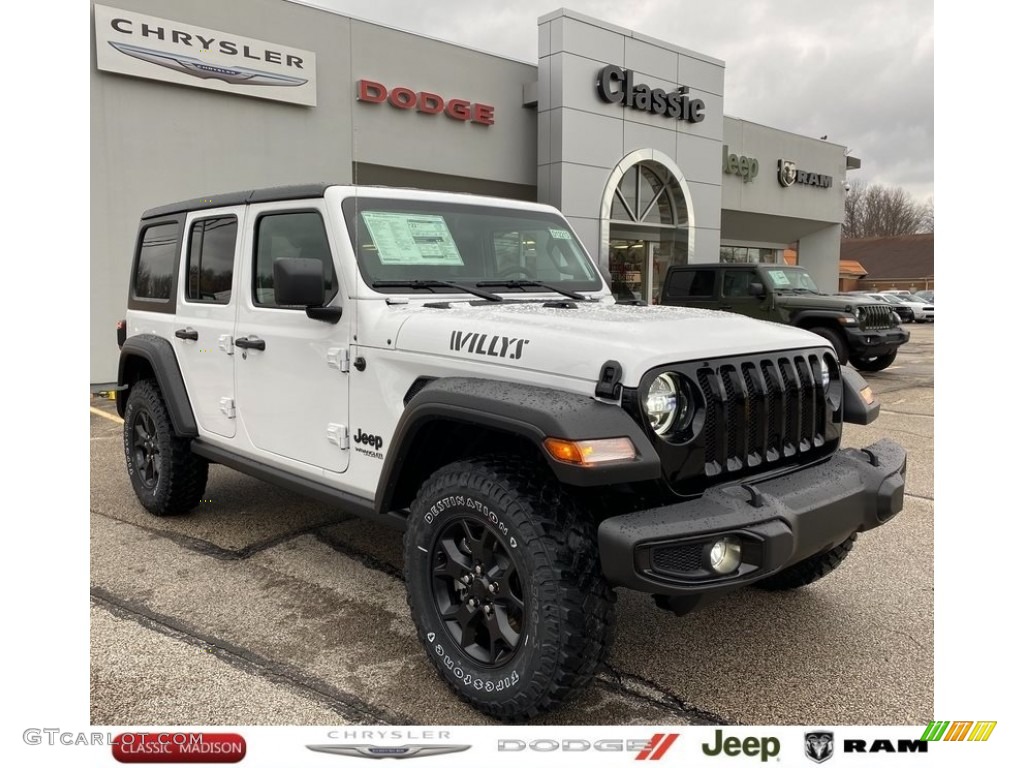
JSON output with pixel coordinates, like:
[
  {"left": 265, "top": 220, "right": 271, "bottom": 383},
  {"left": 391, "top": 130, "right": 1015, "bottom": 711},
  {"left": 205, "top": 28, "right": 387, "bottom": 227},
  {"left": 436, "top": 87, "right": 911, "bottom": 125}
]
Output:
[{"left": 142, "top": 183, "right": 335, "bottom": 219}]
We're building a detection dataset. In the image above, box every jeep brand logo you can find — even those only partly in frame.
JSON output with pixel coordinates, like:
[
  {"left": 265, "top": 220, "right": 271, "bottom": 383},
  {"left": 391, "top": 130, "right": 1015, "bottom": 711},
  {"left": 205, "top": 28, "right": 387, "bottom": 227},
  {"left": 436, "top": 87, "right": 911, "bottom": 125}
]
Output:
[
  {"left": 357, "top": 80, "right": 495, "bottom": 125},
  {"left": 596, "top": 65, "right": 705, "bottom": 123},
  {"left": 449, "top": 331, "right": 530, "bottom": 360},
  {"left": 844, "top": 739, "right": 928, "bottom": 754},
  {"left": 702, "top": 730, "right": 780, "bottom": 762},
  {"left": 778, "top": 159, "right": 833, "bottom": 189},
  {"left": 354, "top": 429, "right": 384, "bottom": 451},
  {"left": 723, "top": 145, "right": 759, "bottom": 182}
]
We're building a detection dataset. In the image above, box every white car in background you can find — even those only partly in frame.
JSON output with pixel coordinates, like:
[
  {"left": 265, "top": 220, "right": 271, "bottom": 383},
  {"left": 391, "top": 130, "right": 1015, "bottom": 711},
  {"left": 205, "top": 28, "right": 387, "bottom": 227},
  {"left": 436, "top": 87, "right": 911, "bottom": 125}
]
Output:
[{"left": 893, "top": 295, "right": 934, "bottom": 322}]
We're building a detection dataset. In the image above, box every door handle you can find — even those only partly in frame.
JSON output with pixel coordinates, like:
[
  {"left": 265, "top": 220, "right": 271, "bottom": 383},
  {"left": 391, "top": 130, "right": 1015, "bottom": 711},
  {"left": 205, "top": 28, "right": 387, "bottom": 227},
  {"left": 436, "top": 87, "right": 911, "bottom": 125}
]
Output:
[
  {"left": 234, "top": 336, "right": 266, "bottom": 351},
  {"left": 720, "top": 305, "right": 734, "bottom": 311},
  {"left": 174, "top": 328, "right": 198, "bottom": 341}
]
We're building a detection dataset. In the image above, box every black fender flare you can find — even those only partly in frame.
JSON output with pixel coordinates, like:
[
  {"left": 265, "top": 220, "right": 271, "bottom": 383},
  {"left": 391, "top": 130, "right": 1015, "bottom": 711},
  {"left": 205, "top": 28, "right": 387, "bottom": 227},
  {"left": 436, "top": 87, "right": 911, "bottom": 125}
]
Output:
[
  {"left": 116, "top": 334, "right": 198, "bottom": 437},
  {"left": 374, "top": 377, "right": 662, "bottom": 514}
]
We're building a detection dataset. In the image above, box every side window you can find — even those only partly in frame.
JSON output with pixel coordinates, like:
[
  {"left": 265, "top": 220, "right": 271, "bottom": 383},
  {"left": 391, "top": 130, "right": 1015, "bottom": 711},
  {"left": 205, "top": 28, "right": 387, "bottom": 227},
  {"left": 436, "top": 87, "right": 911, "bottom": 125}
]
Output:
[
  {"left": 722, "top": 270, "right": 758, "bottom": 298},
  {"left": 186, "top": 217, "right": 237, "bottom": 304},
  {"left": 665, "top": 269, "right": 715, "bottom": 298},
  {"left": 134, "top": 222, "right": 180, "bottom": 300},
  {"left": 254, "top": 211, "right": 338, "bottom": 308}
]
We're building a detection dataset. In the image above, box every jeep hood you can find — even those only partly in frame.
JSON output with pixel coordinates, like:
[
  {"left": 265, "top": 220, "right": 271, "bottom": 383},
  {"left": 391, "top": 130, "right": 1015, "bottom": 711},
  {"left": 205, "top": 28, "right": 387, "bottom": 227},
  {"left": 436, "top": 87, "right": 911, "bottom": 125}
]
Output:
[
  {"left": 775, "top": 293, "right": 881, "bottom": 311},
  {"left": 385, "top": 301, "right": 829, "bottom": 387}
]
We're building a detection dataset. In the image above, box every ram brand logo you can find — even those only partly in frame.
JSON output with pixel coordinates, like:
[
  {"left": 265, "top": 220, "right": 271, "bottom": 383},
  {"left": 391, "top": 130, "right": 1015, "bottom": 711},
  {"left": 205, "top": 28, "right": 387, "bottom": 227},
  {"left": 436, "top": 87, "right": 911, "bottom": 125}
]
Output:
[
  {"left": 804, "top": 731, "right": 834, "bottom": 763},
  {"left": 449, "top": 331, "right": 530, "bottom": 360},
  {"left": 110, "top": 42, "right": 308, "bottom": 87},
  {"left": 306, "top": 744, "right": 471, "bottom": 759}
]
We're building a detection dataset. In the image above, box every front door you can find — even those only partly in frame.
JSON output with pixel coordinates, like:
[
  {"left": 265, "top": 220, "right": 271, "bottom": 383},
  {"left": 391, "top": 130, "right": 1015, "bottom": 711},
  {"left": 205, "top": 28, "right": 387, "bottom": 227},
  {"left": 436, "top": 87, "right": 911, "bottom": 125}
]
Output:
[
  {"left": 720, "top": 268, "right": 771, "bottom": 320},
  {"left": 174, "top": 208, "right": 242, "bottom": 438},
  {"left": 234, "top": 201, "right": 351, "bottom": 473}
]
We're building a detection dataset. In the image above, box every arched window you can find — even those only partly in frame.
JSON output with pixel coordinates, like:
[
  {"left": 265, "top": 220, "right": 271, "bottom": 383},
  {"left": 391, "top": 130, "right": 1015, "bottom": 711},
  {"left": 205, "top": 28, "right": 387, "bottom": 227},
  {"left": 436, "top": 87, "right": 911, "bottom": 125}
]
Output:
[{"left": 605, "top": 159, "right": 690, "bottom": 304}]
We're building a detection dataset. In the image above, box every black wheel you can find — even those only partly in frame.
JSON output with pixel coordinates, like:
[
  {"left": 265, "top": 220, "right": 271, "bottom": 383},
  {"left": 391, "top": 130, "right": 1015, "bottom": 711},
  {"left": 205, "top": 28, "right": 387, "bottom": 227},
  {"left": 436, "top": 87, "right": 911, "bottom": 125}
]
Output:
[
  {"left": 808, "top": 326, "right": 849, "bottom": 365},
  {"left": 753, "top": 534, "right": 856, "bottom": 591},
  {"left": 403, "top": 456, "right": 614, "bottom": 720},
  {"left": 850, "top": 350, "right": 898, "bottom": 372},
  {"left": 123, "top": 379, "right": 208, "bottom": 516}
]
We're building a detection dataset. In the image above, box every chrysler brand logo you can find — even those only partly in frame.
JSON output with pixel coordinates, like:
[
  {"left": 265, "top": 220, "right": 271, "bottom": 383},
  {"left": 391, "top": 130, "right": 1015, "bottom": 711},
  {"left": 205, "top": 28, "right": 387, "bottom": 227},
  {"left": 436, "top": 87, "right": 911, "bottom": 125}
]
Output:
[
  {"left": 305, "top": 744, "right": 471, "bottom": 759},
  {"left": 110, "top": 42, "right": 308, "bottom": 87}
]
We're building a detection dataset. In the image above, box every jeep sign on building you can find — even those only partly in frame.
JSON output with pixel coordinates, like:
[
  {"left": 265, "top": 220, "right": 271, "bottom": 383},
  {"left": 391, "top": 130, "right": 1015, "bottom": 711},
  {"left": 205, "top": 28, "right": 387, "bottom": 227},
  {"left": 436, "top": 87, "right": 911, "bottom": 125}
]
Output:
[{"left": 90, "top": 0, "right": 854, "bottom": 384}]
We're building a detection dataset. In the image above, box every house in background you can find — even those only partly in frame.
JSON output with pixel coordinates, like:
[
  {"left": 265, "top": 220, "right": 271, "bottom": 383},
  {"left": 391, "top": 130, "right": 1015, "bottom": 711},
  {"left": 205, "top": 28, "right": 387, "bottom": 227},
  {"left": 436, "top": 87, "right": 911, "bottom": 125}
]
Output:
[{"left": 840, "top": 234, "right": 934, "bottom": 292}]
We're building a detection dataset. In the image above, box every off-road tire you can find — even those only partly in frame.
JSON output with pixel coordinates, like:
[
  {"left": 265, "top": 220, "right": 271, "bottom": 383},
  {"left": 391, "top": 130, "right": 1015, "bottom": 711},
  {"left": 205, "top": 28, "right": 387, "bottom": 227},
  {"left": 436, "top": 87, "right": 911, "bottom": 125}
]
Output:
[
  {"left": 808, "top": 325, "right": 849, "bottom": 365},
  {"left": 403, "top": 456, "right": 614, "bottom": 721},
  {"left": 753, "top": 534, "right": 857, "bottom": 591},
  {"left": 123, "top": 379, "right": 208, "bottom": 516},
  {"left": 850, "top": 351, "right": 898, "bottom": 372}
]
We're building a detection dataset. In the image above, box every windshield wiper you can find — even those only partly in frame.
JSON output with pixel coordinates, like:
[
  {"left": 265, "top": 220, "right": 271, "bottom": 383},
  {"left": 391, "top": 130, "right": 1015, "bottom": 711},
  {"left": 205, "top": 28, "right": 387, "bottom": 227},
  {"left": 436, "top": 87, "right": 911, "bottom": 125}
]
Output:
[
  {"left": 476, "top": 279, "right": 590, "bottom": 301},
  {"left": 371, "top": 279, "right": 502, "bottom": 302}
]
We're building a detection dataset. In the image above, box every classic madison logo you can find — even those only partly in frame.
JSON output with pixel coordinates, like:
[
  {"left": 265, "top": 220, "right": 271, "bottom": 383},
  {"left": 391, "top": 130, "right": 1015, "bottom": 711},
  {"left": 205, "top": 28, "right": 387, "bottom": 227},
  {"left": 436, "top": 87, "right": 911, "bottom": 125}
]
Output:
[
  {"left": 110, "top": 42, "right": 308, "bottom": 87},
  {"left": 804, "top": 731, "right": 834, "bottom": 763},
  {"left": 305, "top": 744, "right": 471, "bottom": 759}
]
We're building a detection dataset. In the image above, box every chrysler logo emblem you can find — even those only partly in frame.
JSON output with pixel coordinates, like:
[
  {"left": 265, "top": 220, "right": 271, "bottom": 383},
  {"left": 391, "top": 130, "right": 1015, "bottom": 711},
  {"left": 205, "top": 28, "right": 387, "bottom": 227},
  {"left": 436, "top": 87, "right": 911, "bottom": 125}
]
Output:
[
  {"left": 306, "top": 744, "right": 472, "bottom": 760},
  {"left": 110, "top": 42, "right": 308, "bottom": 87}
]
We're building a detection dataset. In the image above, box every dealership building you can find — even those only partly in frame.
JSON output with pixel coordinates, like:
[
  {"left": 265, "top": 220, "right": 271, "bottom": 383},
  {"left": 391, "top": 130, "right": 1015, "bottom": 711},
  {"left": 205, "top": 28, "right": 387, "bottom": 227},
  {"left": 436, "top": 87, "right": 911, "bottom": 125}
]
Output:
[{"left": 91, "top": 0, "right": 858, "bottom": 383}]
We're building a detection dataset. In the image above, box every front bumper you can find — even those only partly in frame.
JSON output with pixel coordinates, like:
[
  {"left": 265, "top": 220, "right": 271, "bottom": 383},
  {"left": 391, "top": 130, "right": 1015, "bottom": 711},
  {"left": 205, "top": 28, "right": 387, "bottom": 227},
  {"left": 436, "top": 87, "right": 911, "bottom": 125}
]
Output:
[
  {"left": 597, "top": 438, "right": 906, "bottom": 596},
  {"left": 846, "top": 326, "right": 910, "bottom": 356}
]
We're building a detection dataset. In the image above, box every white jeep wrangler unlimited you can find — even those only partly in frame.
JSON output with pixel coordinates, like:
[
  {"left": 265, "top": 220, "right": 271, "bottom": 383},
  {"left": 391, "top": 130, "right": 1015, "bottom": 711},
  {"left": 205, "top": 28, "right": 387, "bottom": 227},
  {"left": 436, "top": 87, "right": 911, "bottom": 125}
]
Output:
[{"left": 116, "top": 184, "right": 906, "bottom": 720}]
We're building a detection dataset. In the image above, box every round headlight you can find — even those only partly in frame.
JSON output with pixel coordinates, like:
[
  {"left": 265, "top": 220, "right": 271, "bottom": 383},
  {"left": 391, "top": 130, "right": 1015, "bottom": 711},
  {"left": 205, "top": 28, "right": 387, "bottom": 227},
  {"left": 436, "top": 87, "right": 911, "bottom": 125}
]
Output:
[
  {"left": 644, "top": 373, "right": 682, "bottom": 435},
  {"left": 819, "top": 358, "right": 830, "bottom": 389}
]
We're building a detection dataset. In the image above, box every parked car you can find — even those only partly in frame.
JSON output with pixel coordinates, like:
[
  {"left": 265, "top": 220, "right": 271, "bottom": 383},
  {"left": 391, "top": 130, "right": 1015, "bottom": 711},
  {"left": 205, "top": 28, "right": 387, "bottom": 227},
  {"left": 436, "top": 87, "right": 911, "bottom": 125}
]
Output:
[
  {"left": 659, "top": 263, "right": 909, "bottom": 371},
  {"left": 893, "top": 295, "right": 934, "bottom": 323},
  {"left": 862, "top": 293, "right": 915, "bottom": 324},
  {"left": 913, "top": 290, "right": 934, "bottom": 303}
]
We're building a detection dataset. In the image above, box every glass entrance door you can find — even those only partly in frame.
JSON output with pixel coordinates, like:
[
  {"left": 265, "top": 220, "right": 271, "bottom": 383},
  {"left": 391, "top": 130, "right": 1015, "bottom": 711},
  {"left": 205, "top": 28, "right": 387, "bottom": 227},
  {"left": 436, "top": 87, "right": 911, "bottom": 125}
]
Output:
[{"left": 609, "top": 239, "right": 649, "bottom": 303}]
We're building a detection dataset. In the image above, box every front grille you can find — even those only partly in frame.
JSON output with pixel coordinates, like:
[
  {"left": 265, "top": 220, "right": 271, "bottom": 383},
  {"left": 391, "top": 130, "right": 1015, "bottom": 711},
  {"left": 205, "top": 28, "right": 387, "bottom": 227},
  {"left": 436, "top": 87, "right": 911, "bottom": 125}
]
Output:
[
  {"left": 698, "top": 352, "right": 828, "bottom": 479},
  {"left": 861, "top": 304, "right": 893, "bottom": 329},
  {"left": 651, "top": 542, "right": 704, "bottom": 575}
]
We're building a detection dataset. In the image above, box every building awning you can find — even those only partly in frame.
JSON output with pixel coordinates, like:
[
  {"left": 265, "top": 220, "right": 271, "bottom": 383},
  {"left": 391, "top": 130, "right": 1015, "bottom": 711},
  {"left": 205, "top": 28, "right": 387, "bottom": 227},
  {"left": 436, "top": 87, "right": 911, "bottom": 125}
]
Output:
[{"left": 839, "top": 259, "right": 867, "bottom": 277}]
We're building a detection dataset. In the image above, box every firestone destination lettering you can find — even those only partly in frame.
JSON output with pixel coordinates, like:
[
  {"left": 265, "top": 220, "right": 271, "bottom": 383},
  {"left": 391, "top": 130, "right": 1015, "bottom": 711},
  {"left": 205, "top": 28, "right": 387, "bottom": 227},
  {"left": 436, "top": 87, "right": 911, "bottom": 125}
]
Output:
[
  {"left": 110, "top": 17, "right": 304, "bottom": 68},
  {"left": 449, "top": 331, "right": 530, "bottom": 360}
]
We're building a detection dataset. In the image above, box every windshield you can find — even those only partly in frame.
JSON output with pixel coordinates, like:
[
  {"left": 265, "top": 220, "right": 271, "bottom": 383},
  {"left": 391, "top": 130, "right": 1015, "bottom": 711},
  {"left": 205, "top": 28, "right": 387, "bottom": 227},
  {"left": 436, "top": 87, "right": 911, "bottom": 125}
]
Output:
[
  {"left": 341, "top": 197, "right": 602, "bottom": 294},
  {"left": 762, "top": 267, "right": 821, "bottom": 293}
]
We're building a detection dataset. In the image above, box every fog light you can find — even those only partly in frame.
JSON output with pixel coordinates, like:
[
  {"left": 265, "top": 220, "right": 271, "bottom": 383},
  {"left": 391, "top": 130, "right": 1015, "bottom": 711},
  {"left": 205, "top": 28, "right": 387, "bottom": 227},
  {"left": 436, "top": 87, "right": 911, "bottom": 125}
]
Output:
[{"left": 708, "top": 536, "right": 742, "bottom": 574}]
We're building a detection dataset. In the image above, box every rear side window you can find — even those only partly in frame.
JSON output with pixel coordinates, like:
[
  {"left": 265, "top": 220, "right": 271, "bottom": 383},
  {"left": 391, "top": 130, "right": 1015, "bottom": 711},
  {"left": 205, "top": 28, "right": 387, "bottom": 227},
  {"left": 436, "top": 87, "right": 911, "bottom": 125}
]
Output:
[
  {"left": 665, "top": 269, "right": 715, "bottom": 298},
  {"left": 254, "top": 212, "right": 338, "bottom": 308},
  {"left": 186, "top": 217, "right": 237, "bottom": 304},
  {"left": 134, "top": 222, "right": 179, "bottom": 300}
]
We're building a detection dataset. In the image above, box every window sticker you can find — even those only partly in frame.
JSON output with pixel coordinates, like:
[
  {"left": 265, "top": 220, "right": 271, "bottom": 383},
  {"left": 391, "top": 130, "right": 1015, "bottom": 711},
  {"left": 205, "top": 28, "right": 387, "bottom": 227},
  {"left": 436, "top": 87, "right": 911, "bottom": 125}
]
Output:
[
  {"left": 767, "top": 269, "right": 791, "bottom": 286},
  {"left": 549, "top": 228, "right": 573, "bottom": 240},
  {"left": 361, "top": 212, "right": 465, "bottom": 265}
]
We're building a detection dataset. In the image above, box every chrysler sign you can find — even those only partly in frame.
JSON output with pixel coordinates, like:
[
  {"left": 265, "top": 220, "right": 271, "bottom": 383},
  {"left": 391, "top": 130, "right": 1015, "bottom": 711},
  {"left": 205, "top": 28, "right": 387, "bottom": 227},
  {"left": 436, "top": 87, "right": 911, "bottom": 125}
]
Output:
[{"left": 94, "top": 5, "right": 316, "bottom": 106}]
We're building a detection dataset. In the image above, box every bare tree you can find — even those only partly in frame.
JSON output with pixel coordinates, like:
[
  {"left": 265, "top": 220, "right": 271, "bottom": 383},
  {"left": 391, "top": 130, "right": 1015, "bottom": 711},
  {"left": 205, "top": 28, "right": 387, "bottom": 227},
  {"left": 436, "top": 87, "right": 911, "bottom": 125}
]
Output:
[{"left": 843, "top": 182, "right": 931, "bottom": 239}]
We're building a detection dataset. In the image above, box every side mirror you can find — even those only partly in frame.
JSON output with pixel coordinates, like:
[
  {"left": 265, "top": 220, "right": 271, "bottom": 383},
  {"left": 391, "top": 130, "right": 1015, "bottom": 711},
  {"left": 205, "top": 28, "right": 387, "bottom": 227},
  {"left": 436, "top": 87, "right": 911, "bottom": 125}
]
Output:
[
  {"left": 273, "top": 258, "right": 342, "bottom": 323},
  {"left": 749, "top": 281, "right": 766, "bottom": 298}
]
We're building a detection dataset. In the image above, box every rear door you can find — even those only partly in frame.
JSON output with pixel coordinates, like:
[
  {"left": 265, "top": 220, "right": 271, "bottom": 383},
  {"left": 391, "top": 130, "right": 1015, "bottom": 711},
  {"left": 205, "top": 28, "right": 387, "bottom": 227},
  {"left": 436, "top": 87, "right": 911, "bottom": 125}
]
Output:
[
  {"left": 662, "top": 267, "right": 719, "bottom": 311},
  {"left": 233, "top": 201, "right": 352, "bottom": 473},
  {"left": 174, "top": 208, "right": 242, "bottom": 438}
]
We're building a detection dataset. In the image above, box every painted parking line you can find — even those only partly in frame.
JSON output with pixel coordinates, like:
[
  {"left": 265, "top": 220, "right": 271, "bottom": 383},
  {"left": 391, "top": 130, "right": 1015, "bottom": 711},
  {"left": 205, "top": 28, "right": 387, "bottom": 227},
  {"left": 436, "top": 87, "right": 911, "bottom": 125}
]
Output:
[{"left": 91, "top": 406, "right": 124, "bottom": 425}]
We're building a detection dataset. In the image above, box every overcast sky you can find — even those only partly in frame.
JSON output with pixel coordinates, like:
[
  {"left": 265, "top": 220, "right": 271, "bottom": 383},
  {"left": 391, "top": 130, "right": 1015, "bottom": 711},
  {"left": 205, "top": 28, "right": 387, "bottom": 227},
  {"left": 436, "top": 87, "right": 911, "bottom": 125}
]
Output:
[{"left": 293, "top": 0, "right": 934, "bottom": 203}]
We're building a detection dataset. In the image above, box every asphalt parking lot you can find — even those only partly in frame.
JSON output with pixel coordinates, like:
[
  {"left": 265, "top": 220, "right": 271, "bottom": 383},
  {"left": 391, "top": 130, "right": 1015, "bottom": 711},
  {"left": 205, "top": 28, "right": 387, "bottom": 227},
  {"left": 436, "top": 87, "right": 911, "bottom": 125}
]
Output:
[{"left": 90, "top": 323, "right": 933, "bottom": 726}]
